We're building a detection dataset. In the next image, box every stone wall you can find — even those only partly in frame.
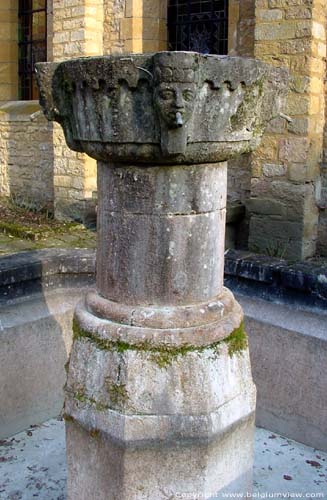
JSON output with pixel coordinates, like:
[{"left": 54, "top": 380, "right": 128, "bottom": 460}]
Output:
[
  {"left": 0, "top": 102, "right": 54, "bottom": 209},
  {"left": 1, "top": 0, "right": 327, "bottom": 257},
  {"left": 227, "top": 0, "right": 255, "bottom": 236},
  {"left": 49, "top": 0, "right": 168, "bottom": 220},
  {"left": 121, "top": 0, "right": 167, "bottom": 53},
  {"left": 247, "top": 0, "right": 326, "bottom": 260},
  {"left": 0, "top": 0, "right": 169, "bottom": 221},
  {"left": 103, "top": 0, "right": 167, "bottom": 54},
  {"left": 228, "top": 0, "right": 255, "bottom": 57},
  {"left": 49, "top": 0, "right": 104, "bottom": 220},
  {"left": 103, "top": 0, "right": 126, "bottom": 55},
  {"left": 318, "top": 62, "right": 327, "bottom": 256},
  {"left": 227, "top": 0, "right": 327, "bottom": 259}
]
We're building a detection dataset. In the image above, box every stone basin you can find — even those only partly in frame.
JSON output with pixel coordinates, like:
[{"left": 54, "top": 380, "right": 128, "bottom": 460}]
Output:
[
  {"left": 36, "top": 52, "right": 288, "bottom": 164},
  {"left": 35, "top": 52, "right": 289, "bottom": 498}
]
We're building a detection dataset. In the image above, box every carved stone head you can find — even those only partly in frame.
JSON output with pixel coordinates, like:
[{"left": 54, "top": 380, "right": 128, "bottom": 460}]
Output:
[{"left": 153, "top": 52, "right": 199, "bottom": 129}]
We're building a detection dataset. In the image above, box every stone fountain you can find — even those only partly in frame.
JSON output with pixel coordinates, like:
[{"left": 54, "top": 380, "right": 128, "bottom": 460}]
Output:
[{"left": 36, "top": 52, "right": 287, "bottom": 498}]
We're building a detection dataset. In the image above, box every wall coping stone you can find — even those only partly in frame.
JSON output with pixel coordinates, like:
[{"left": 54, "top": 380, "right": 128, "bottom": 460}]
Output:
[
  {"left": 225, "top": 249, "right": 327, "bottom": 311},
  {"left": 1, "top": 248, "right": 326, "bottom": 310},
  {"left": 0, "top": 248, "right": 95, "bottom": 304},
  {"left": 0, "top": 101, "right": 42, "bottom": 122}
]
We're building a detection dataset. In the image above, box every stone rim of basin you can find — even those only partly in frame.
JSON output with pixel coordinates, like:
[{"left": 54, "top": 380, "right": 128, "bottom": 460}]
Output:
[{"left": 36, "top": 51, "right": 288, "bottom": 165}]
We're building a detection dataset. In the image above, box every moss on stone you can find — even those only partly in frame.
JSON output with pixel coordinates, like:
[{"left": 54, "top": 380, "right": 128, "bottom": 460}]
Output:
[
  {"left": 106, "top": 382, "right": 128, "bottom": 406},
  {"left": 89, "top": 428, "right": 100, "bottom": 438},
  {"left": 63, "top": 413, "right": 75, "bottom": 423},
  {"left": 73, "top": 319, "right": 248, "bottom": 367},
  {"left": 0, "top": 221, "right": 38, "bottom": 240},
  {"left": 0, "top": 219, "right": 82, "bottom": 241},
  {"left": 226, "top": 322, "right": 248, "bottom": 357},
  {"left": 63, "top": 413, "right": 100, "bottom": 439},
  {"left": 64, "top": 359, "right": 70, "bottom": 374},
  {"left": 74, "top": 391, "right": 88, "bottom": 404},
  {"left": 73, "top": 389, "right": 109, "bottom": 411}
]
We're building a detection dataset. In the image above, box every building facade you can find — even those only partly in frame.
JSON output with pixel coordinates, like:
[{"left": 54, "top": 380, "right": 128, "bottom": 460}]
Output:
[{"left": 0, "top": 0, "right": 326, "bottom": 259}]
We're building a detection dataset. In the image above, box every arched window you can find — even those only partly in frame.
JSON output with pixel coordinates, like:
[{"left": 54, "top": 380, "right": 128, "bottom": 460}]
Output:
[
  {"left": 18, "top": 0, "right": 47, "bottom": 100},
  {"left": 168, "top": 0, "right": 228, "bottom": 55}
]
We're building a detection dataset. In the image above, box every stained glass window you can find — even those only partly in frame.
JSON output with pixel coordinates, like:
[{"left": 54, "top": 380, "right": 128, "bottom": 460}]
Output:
[
  {"left": 18, "top": 0, "right": 47, "bottom": 100},
  {"left": 168, "top": 0, "right": 228, "bottom": 55}
]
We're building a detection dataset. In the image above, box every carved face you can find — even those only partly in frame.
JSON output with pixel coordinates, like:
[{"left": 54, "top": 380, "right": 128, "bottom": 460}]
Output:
[{"left": 155, "top": 83, "right": 197, "bottom": 129}]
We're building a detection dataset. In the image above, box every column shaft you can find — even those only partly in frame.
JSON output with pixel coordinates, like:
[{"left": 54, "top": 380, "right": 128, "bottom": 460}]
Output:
[{"left": 97, "top": 162, "right": 227, "bottom": 306}]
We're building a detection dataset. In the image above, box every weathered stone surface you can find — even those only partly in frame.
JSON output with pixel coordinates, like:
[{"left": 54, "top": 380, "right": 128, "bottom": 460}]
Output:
[
  {"left": 36, "top": 52, "right": 288, "bottom": 164},
  {"left": 66, "top": 415, "right": 255, "bottom": 500},
  {"left": 0, "top": 102, "right": 53, "bottom": 209},
  {"left": 0, "top": 248, "right": 95, "bottom": 439},
  {"left": 0, "top": 289, "right": 82, "bottom": 440},
  {"left": 262, "top": 163, "right": 287, "bottom": 177},
  {"left": 239, "top": 293, "right": 327, "bottom": 452},
  {"left": 225, "top": 249, "right": 327, "bottom": 308},
  {"left": 0, "top": 248, "right": 95, "bottom": 303},
  {"left": 76, "top": 288, "right": 243, "bottom": 349},
  {"left": 96, "top": 162, "right": 227, "bottom": 305},
  {"left": 36, "top": 52, "right": 287, "bottom": 498},
  {"left": 66, "top": 300, "right": 255, "bottom": 498}
]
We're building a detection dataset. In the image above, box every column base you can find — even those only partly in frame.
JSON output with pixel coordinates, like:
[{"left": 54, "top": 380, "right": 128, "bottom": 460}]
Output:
[
  {"left": 66, "top": 416, "right": 254, "bottom": 500},
  {"left": 65, "top": 289, "right": 256, "bottom": 499}
]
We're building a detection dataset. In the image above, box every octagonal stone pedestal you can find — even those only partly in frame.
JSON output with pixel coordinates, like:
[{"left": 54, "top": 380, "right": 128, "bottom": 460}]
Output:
[{"left": 37, "top": 52, "right": 287, "bottom": 499}]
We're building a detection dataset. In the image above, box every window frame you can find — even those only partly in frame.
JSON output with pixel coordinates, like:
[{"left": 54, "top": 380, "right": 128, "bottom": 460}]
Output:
[
  {"left": 18, "top": 0, "right": 47, "bottom": 100},
  {"left": 167, "top": 0, "right": 229, "bottom": 55}
]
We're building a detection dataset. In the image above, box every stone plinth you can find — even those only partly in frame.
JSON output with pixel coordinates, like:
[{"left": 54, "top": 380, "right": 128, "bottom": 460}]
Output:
[{"left": 36, "top": 52, "right": 287, "bottom": 498}]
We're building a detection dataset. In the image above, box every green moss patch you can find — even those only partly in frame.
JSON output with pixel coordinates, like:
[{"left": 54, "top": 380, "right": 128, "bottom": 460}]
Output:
[
  {"left": 226, "top": 322, "right": 248, "bottom": 357},
  {"left": 73, "top": 319, "right": 248, "bottom": 368},
  {"left": 73, "top": 390, "right": 109, "bottom": 412},
  {"left": 0, "top": 219, "right": 83, "bottom": 241},
  {"left": 0, "top": 196, "right": 93, "bottom": 243},
  {"left": 106, "top": 382, "right": 128, "bottom": 407}
]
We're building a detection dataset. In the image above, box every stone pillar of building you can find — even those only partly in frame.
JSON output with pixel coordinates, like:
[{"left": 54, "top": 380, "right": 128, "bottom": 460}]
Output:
[
  {"left": 318, "top": 38, "right": 327, "bottom": 256},
  {"left": 49, "top": 0, "right": 104, "bottom": 221},
  {"left": 247, "top": 0, "right": 327, "bottom": 260},
  {"left": 37, "top": 52, "right": 287, "bottom": 498},
  {"left": 228, "top": 0, "right": 255, "bottom": 57},
  {"left": 121, "top": 0, "right": 167, "bottom": 53},
  {"left": 0, "top": 0, "right": 18, "bottom": 102}
]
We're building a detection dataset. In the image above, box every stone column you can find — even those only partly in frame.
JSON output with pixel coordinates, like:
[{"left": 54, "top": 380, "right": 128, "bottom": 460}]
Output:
[{"left": 37, "top": 52, "right": 287, "bottom": 499}]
